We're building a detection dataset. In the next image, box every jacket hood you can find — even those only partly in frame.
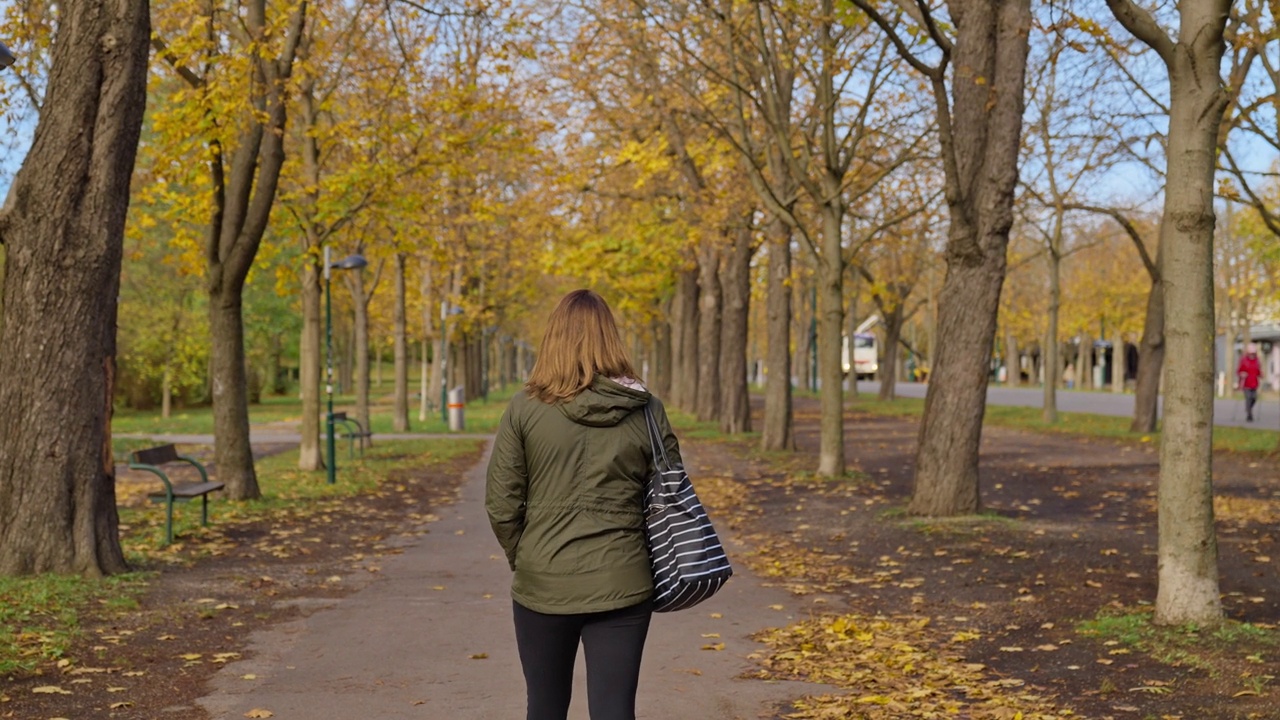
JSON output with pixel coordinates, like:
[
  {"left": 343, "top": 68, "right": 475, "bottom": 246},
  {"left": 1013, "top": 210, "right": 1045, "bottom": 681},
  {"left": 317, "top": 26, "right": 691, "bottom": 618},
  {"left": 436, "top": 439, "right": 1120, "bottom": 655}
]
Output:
[{"left": 557, "top": 375, "right": 650, "bottom": 427}]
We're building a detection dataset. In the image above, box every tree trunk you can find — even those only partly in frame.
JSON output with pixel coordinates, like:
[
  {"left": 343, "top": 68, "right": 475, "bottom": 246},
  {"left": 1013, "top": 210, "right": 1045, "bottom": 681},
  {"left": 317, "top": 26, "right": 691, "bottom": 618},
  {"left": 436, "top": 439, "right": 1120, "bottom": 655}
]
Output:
[
  {"left": 210, "top": 294, "right": 260, "bottom": 499},
  {"left": 696, "top": 243, "right": 722, "bottom": 423},
  {"left": 670, "top": 267, "right": 700, "bottom": 413},
  {"left": 762, "top": 221, "right": 795, "bottom": 451},
  {"left": 162, "top": 367, "right": 173, "bottom": 419},
  {"left": 393, "top": 253, "right": 410, "bottom": 432},
  {"left": 1005, "top": 329, "right": 1019, "bottom": 387},
  {"left": 816, "top": 207, "right": 846, "bottom": 477},
  {"left": 298, "top": 259, "right": 324, "bottom": 470},
  {"left": 1080, "top": 331, "right": 1094, "bottom": 391},
  {"left": 878, "top": 300, "right": 905, "bottom": 401},
  {"left": 908, "top": 0, "right": 1031, "bottom": 516},
  {"left": 1112, "top": 331, "right": 1126, "bottom": 393},
  {"left": 204, "top": 0, "right": 306, "bottom": 501},
  {"left": 0, "top": 0, "right": 148, "bottom": 575},
  {"left": 1149, "top": 22, "right": 1228, "bottom": 626},
  {"left": 719, "top": 225, "right": 753, "bottom": 434},
  {"left": 795, "top": 277, "right": 812, "bottom": 393},
  {"left": 1131, "top": 272, "right": 1165, "bottom": 433},
  {"left": 1044, "top": 255, "right": 1060, "bottom": 422},
  {"left": 345, "top": 266, "right": 376, "bottom": 448},
  {"left": 651, "top": 315, "right": 673, "bottom": 400}
]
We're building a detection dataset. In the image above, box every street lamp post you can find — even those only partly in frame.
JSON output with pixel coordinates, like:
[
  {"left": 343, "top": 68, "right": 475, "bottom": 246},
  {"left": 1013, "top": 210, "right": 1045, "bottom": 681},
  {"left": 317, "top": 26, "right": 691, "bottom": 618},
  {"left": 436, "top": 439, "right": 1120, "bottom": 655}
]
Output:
[{"left": 324, "top": 247, "right": 368, "bottom": 485}]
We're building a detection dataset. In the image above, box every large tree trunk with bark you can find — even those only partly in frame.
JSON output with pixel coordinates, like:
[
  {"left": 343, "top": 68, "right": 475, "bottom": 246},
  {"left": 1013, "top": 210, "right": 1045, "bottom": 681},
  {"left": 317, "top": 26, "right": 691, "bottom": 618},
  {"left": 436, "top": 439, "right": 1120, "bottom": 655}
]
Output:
[
  {"left": 392, "top": 253, "right": 410, "bottom": 432},
  {"left": 1136, "top": 0, "right": 1227, "bottom": 625},
  {"left": 762, "top": 222, "right": 795, "bottom": 451},
  {"left": 298, "top": 259, "right": 324, "bottom": 469},
  {"left": 719, "top": 225, "right": 753, "bottom": 434},
  {"left": 0, "top": 0, "right": 149, "bottom": 576},
  {"left": 210, "top": 293, "right": 260, "bottom": 499},
  {"left": 695, "top": 244, "right": 722, "bottom": 423},
  {"left": 1131, "top": 272, "right": 1165, "bottom": 433},
  {"left": 670, "top": 268, "right": 700, "bottom": 413},
  {"left": 909, "top": 0, "right": 1032, "bottom": 516},
  {"left": 815, "top": 207, "right": 846, "bottom": 477}
]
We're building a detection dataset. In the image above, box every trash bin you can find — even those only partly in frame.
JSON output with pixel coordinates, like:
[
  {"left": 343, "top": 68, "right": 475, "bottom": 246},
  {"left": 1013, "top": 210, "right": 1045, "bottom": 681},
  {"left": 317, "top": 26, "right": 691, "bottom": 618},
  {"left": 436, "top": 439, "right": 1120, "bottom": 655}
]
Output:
[{"left": 447, "top": 386, "right": 466, "bottom": 431}]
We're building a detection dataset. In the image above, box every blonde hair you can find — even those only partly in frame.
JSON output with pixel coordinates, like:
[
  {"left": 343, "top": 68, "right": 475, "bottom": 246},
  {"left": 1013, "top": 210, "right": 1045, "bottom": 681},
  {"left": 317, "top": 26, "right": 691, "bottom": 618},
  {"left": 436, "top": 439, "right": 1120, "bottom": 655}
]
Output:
[{"left": 526, "top": 290, "right": 638, "bottom": 403}]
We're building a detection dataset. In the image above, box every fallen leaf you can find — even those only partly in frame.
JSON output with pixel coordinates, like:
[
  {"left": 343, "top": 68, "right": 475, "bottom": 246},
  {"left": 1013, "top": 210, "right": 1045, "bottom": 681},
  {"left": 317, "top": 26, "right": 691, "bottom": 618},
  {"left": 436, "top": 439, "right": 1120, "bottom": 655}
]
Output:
[
  {"left": 470, "top": 653, "right": 488, "bottom": 660},
  {"left": 32, "top": 686, "right": 72, "bottom": 695},
  {"left": 245, "top": 710, "right": 274, "bottom": 718},
  {"left": 700, "top": 643, "right": 725, "bottom": 651}
]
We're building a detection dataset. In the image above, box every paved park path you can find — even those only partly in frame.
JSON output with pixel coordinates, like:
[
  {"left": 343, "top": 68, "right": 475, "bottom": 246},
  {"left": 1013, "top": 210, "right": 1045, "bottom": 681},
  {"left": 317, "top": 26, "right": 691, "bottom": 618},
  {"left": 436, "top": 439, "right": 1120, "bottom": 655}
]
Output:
[
  {"left": 194, "top": 441, "right": 829, "bottom": 720},
  {"left": 867, "top": 381, "right": 1280, "bottom": 431}
]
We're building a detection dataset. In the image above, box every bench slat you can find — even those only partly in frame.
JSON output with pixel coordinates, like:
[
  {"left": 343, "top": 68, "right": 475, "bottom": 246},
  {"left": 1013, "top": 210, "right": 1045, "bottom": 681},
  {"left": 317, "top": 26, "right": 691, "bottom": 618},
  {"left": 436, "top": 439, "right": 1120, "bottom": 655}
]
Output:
[
  {"left": 132, "top": 444, "right": 180, "bottom": 466},
  {"left": 148, "top": 482, "right": 225, "bottom": 499}
]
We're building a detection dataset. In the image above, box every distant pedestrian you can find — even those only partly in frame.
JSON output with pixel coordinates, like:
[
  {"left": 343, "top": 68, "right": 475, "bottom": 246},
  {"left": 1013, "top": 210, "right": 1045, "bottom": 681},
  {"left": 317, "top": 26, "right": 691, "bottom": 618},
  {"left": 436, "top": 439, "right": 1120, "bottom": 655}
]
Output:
[
  {"left": 1063, "top": 363, "right": 1076, "bottom": 390},
  {"left": 486, "top": 289, "right": 682, "bottom": 720},
  {"left": 1237, "top": 343, "right": 1263, "bottom": 422}
]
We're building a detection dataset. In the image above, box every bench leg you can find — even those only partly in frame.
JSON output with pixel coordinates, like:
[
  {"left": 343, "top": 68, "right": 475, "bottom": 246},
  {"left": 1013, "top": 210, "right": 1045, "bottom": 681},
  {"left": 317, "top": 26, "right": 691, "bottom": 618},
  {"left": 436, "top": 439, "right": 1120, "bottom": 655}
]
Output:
[
  {"left": 164, "top": 499, "right": 175, "bottom": 546},
  {"left": 201, "top": 493, "right": 210, "bottom": 527}
]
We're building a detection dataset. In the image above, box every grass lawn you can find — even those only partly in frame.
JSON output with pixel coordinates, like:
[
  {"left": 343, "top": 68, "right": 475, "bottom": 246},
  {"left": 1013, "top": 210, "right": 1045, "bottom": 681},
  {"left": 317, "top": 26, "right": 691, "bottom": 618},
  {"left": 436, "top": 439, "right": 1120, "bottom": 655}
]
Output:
[
  {"left": 112, "top": 385, "right": 518, "bottom": 438},
  {"left": 3, "top": 437, "right": 484, "bottom": 678},
  {"left": 852, "top": 394, "right": 1279, "bottom": 454}
]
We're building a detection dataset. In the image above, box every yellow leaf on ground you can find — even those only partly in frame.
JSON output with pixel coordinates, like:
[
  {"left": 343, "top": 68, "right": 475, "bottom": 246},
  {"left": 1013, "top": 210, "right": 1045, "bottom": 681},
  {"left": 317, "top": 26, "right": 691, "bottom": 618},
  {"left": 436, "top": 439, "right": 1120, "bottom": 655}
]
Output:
[
  {"left": 701, "top": 643, "right": 725, "bottom": 651},
  {"left": 32, "top": 686, "right": 72, "bottom": 695},
  {"left": 245, "top": 709, "right": 274, "bottom": 718},
  {"left": 470, "top": 653, "right": 489, "bottom": 659}
]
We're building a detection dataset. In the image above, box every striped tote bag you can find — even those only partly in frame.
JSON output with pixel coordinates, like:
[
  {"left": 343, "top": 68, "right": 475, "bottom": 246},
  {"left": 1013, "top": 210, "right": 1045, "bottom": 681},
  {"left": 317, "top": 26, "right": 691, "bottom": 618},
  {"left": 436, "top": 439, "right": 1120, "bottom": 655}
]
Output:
[{"left": 643, "top": 404, "right": 732, "bottom": 612}]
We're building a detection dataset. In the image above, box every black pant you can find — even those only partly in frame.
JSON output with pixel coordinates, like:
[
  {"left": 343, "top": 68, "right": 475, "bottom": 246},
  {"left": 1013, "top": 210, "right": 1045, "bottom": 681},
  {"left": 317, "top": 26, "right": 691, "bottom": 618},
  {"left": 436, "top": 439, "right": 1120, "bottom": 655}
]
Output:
[
  {"left": 1245, "top": 388, "right": 1259, "bottom": 420},
  {"left": 512, "top": 598, "right": 653, "bottom": 720}
]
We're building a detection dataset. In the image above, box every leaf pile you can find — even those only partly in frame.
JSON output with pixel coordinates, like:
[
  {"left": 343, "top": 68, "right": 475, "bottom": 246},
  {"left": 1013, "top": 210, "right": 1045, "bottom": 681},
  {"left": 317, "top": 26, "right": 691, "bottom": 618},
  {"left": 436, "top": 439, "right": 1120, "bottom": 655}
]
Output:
[{"left": 753, "top": 614, "right": 1075, "bottom": 719}]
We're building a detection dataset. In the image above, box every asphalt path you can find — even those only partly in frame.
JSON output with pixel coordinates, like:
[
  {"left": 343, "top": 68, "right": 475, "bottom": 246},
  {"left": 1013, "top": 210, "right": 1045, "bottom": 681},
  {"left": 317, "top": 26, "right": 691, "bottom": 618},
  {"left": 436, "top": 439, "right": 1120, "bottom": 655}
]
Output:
[
  {"left": 860, "top": 381, "right": 1280, "bottom": 431},
  {"left": 195, "top": 442, "right": 832, "bottom": 720}
]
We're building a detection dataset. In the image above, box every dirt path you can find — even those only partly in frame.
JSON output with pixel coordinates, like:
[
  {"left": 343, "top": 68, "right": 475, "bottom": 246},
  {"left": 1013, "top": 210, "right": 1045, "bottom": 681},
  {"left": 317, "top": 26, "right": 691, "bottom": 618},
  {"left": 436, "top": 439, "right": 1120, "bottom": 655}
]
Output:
[{"left": 697, "top": 396, "right": 1278, "bottom": 719}]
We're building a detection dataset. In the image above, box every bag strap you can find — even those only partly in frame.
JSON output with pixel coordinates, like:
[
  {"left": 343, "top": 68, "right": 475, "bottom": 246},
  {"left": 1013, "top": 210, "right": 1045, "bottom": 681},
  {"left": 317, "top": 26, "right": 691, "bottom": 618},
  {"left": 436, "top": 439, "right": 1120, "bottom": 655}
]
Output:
[{"left": 643, "top": 402, "right": 671, "bottom": 470}]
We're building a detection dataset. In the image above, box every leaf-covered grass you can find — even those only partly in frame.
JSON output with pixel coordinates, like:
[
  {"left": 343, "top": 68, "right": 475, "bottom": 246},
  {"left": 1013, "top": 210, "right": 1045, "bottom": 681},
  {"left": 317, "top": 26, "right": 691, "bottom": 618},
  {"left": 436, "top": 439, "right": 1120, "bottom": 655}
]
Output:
[
  {"left": 853, "top": 396, "right": 1279, "bottom": 455},
  {"left": 1077, "top": 607, "right": 1278, "bottom": 679},
  {"left": 0, "top": 574, "right": 148, "bottom": 675},
  {"left": 118, "top": 438, "right": 483, "bottom": 555}
]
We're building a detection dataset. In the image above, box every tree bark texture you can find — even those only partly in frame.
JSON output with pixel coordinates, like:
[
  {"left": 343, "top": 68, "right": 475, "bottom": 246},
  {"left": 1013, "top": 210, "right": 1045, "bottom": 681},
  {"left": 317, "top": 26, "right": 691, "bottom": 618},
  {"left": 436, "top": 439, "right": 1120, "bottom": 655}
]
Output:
[
  {"left": 718, "top": 225, "right": 753, "bottom": 434},
  {"left": 0, "top": 0, "right": 149, "bottom": 575},
  {"left": 210, "top": 293, "right": 260, "bottom": 499},
  {"left": 1112, "top": 331, "right": 1125, "bottom": 393},
  {"left": 762, "top": 223, "right": 795, "bottom": 451},
  {"left": 1131, "top": 264, "right": 1165, "bottom": 433},
  {"left": 392, "top": 253, "right": 410, "bottom": 432},
  {"left": 1080, "top": 331, "right": 1094, "bottom": 391},
  {"left": 298, "top": 260, "right": 323, "bottom": 470},
  {"left": 1144, "top": 3, "right": 1228, "bottom": 625},
  {"left": 695, "top": 244, "right": 722, "bottom": 423},
  {"left": 348, "top": 270, "right": 373, "bottom": 448},
  {"left": 877, "top": 298, "right": 905, "bottom": 402},
  {"left": 909, "top": 0, "right": 1032, "bottom": 516},
  {"left": 1044, "top": 250, "right": 1061, "bottom": 423},
  {"left": 816, "top": 207, "right": 846, "bottom": 477}
]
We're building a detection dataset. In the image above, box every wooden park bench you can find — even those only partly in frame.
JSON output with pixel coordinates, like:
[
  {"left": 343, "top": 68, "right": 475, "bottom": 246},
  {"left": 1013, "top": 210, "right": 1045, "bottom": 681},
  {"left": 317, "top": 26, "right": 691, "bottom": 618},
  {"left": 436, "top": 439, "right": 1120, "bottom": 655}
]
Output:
[
  {"left": 331, "top": 411, "right": 372, "bottom": 459},
  {"left": 128, "top": 444, "right": 224, "bottom": 546}
]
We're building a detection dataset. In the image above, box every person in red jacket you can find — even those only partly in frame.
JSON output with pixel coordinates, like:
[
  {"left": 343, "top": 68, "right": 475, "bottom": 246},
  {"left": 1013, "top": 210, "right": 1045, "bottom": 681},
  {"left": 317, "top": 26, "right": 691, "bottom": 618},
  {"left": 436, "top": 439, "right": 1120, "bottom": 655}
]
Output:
[{"left": 1237, "top": 343, "right": 1263, "bottom": 422}]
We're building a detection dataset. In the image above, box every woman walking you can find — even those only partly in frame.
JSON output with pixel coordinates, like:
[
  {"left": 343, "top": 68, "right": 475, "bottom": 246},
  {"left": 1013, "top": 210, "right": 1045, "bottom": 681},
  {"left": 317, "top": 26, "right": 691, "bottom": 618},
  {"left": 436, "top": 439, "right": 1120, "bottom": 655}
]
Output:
[{"left": 485, "top": 289, "right": 682, "bottom": 720}]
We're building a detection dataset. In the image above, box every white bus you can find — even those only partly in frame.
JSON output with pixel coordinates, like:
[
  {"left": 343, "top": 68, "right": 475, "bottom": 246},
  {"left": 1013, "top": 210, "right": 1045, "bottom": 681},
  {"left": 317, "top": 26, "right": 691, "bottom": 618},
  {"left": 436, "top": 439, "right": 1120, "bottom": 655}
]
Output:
[{"left": 842, "top": 332, "right": 878, "bottom": 380}]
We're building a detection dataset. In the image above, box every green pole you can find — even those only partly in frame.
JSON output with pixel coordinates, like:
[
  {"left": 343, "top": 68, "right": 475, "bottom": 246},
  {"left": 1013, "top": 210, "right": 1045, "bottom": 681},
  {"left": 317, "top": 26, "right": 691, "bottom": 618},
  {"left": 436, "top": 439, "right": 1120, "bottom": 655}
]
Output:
[{"left": 326, "top": 263, "right": 337, "bottom": 485}]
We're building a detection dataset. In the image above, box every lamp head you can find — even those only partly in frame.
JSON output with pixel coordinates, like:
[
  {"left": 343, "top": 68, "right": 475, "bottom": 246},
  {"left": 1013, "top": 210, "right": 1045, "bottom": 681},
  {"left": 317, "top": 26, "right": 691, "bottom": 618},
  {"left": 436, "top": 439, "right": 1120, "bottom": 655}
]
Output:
[
  {"left": 0, "top": 42, "right": 16, "bottom": 69},
  {"left": 330, "top": 254, "right": 368, "bottom": 271}
]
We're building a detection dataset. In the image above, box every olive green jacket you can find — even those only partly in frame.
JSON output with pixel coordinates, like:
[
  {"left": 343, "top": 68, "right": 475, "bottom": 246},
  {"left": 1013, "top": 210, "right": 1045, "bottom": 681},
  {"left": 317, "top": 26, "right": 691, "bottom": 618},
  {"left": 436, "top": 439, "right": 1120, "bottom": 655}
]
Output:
[{"left": 485, "top": 376, "right": 683, "bottom": 614}]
